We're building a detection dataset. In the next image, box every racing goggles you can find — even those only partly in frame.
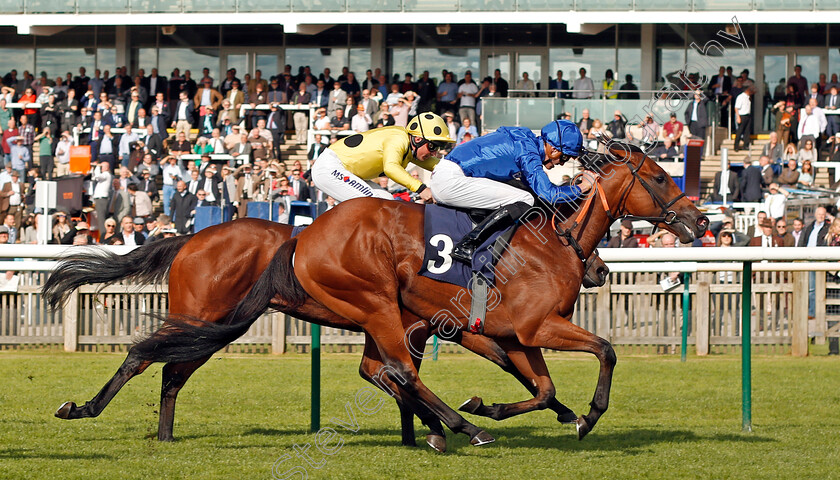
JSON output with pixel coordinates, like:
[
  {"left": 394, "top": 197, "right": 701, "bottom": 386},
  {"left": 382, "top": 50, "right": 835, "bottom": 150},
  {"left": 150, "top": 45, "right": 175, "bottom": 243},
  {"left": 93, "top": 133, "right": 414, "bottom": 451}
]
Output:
[{"left": 424, "top": 140, "right": 450, "bottom": 153}]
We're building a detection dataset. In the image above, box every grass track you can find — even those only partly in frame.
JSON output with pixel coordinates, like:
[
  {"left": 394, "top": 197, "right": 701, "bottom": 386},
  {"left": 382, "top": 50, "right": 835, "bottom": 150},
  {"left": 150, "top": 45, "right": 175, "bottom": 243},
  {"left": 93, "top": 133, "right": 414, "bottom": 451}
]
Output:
[{"left": 1, "top": 350, "right": 838, "bottom": 480}]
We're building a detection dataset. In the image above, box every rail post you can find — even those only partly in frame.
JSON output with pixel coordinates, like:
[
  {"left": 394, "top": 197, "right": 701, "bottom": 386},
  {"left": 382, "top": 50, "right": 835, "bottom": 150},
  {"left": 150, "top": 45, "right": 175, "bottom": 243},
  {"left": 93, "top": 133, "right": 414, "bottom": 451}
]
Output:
[
  {"left": 63, "top": 289, "right": 79, "bottom": 352},
  {"left": 311, "top": 324, "right": 321, "bottom": 432},
  {"left": 741, "top": 261, "right": 752, "bottom": 432},
  {"left": 681, "top": 272, "right": 690, "bottom": 362}
]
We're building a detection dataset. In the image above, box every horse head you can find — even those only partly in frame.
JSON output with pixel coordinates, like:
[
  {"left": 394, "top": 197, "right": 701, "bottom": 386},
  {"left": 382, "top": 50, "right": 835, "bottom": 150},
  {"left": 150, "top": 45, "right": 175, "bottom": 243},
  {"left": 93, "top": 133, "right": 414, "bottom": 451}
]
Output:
[
  {"left": 581, "top": 251, "right": 609, "bottom": 288},
  {"left": 583, "top": 141, "right": 708, "bottom": 244}
]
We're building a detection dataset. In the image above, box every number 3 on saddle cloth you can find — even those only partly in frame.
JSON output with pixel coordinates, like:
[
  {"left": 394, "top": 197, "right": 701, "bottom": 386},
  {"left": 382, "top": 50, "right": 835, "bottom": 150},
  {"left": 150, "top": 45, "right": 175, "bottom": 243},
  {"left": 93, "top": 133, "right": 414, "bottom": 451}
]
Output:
[{"left": 418, "top": 204, "right": 518, "bottom": 333}]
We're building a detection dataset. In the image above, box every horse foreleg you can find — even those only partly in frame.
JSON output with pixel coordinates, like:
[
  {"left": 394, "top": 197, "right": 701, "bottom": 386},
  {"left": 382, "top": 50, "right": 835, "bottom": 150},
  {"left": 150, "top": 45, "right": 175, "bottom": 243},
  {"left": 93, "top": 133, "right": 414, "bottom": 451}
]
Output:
[
  {"left": 55, "top": 351, "right": 152, "bottom": 420},
  {"left": 157, "top": 356, "right": 211, "bottom": 442},
  {"left": 359, "top": 334, "right": 447, "bottom": 452},
  {"left": 524, "top": 316, "right": 616, "bottom": 440},
  {"left": 457, "top": 332, "right": 577, "bottom": 424}
]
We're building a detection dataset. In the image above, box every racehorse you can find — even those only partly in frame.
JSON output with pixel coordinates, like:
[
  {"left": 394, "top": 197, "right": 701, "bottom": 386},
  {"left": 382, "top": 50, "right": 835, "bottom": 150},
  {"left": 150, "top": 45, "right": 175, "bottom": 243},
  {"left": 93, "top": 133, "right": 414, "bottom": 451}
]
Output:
[
  {"left": 181, "top": 141, "right": 707, "bottom": 445},
  {"left": 44, "top": 218, "right": 608, "bottom": 451}
]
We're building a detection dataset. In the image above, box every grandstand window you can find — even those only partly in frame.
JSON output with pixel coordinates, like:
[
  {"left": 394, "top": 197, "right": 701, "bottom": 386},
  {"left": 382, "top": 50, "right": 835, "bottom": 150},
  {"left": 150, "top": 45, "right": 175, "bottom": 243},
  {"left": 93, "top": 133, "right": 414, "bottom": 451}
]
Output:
[
  {"left": 415, "top": 48, "right": 480, "bottom": 81},
  {"left": 755, "top": 0, "right": 815, "bottom": 10},
  {"left": 347, "top": 0, "right": 401, "bottom": 11},
  {"left": 551, "top": 48, "right": 616, "bottom": 87},
  {"left": 160, "top": 48, "right": 219, "bottom": 80},
  {"left": 183, "top": 0, "right": 236, "bottom": 12},
  {"left": 97, "top": 49, "right": 116, "bottom": 72},
  {"left": 349, "top": 48, "right": 372, "bottom": 73},
  {"left": 256, "top": 54, "right": 279, "bottom": 77},
  {"left": 0, "top": 48, "right": 34, "bottom": 73},
  {"left": 286, "top": 48, "right": 350, "bottom": 77},
  {"left": 459, "top": 0, "right": 514, "bottom": 11},
  {"left": 36, "top": 49, "right": 95, "bottom": 79},
  {"left": 77, "top": 0, "right": 125, "bottom": 13},
  {"left": 236, "top": 0, "right": 291, "bottom": 12},
  {"left": 403, "top": 0, "right": 458, "bottom": 12},
  {"left": 26, "top": 0, "right": 75, "bottom": 13},
  {"left": 130, "top": 0, "right": 181, "bottom": 13},
  {"left": 388, "top": 48, "right": 415, "bottom": 79},
  {"left": 292, "top": 0, "right": 343, "bottom": 11},
  {"left": 516, "top": 0, "right": 571, "bottom": 9},
  {"left": 223, "top": 53, "right": 248, "bottom": 76},
  {"left": 574, "top": 0, "right": 632, "bottom": 10},
  {"left": 692, "top": 0, "right": 745, "bottom": 10},
  {"left": 634, "top": 0, "right": 690, "bottom": 10},
  {"left": 618, "top": 48, "right": 642, "bottom": 87},
  {"left": 135, "top": 48, "right": 158, "bottom": 73}
]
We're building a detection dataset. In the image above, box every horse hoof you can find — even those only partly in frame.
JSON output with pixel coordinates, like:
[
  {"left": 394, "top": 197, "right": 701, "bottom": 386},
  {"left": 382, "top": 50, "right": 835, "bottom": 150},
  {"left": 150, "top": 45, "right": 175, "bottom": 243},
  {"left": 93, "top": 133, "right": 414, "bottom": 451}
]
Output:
[
  {"left": 426, "top": 434, "right": 446, "bottom": 453},
  {"left": 55, "top": 401, "right": 76, "bottom": 419},
  {"left": 458, "top": 396, "right": 483, "bottom": 414},
  {"left": 470, "top": 430, "right": 495, "bottom": 446},
  {"left": 557, "top": 411, "right": 578, "bottom": 424},
  {"left": 576, "top": 417, "right": 592, "bottom": 441}
]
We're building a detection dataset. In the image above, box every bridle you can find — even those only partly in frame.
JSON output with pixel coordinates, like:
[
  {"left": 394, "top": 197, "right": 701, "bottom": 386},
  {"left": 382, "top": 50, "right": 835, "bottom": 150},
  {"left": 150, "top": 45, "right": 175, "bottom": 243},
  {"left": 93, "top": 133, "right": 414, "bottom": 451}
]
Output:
[{"left": 552, "top": 144, "right": 686, "bottom": 263}]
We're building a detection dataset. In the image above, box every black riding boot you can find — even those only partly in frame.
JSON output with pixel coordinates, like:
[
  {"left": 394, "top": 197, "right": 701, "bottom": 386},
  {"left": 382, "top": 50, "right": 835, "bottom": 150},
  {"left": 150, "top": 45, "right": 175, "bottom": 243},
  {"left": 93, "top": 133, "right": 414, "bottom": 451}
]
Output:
[{"left": 451, "top": 201, "right": 531, "bottom": 264}]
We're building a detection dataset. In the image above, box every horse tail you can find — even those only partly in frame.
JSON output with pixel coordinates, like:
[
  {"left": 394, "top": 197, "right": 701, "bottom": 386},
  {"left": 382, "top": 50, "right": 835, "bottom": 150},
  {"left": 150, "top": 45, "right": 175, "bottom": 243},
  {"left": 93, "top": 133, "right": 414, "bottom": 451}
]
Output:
[
  {"left": 42, "top": 235, "right": 194, "bottom": 311},
  {"left": 128, "top": 238, "right": 307, "bottom": 364}
]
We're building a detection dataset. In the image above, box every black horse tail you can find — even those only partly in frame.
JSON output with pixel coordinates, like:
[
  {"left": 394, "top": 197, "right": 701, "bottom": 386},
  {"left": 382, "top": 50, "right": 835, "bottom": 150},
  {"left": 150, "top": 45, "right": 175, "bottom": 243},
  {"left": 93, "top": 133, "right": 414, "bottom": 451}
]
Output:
[
  {"left": 129, "top": 238, "right": 308, "bottom": 364},
  {"left": 42, "top": 235, "right": 194, "bottom": 311}
]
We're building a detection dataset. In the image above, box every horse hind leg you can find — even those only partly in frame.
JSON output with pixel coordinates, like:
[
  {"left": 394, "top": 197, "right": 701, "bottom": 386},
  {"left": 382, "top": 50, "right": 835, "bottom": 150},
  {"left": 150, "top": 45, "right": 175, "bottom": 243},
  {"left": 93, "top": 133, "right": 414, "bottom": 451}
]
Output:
[
  {"left": 457, "top": 333, "right": 577, "bottom": 424},
  {"left": 456, "top": 341, "right": 560, "bottom": 422},
  {"left": 359, "top": 335, "right": 447, "bottom": 452},
  {"left": 157, "top": 356, "right": 211, "bottom": 442},
  {"left": 55, "top": 351, "right": 152, "bottom": 420}
]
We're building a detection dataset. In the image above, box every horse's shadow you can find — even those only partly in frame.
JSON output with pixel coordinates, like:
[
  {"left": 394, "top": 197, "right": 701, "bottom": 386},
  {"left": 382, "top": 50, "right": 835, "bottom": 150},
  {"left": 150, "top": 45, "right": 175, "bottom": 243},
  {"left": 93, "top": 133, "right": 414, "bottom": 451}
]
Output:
[{"left": 239, "top": 425, "right": 775, "bottom": 453}]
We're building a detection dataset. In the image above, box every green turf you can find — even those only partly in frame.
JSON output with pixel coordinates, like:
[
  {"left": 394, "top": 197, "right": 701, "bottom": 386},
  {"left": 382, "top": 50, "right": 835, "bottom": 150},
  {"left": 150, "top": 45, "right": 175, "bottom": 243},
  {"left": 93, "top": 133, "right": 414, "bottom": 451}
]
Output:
[{"left": 0, "top": 349, "right": 838, "bottom": 480}]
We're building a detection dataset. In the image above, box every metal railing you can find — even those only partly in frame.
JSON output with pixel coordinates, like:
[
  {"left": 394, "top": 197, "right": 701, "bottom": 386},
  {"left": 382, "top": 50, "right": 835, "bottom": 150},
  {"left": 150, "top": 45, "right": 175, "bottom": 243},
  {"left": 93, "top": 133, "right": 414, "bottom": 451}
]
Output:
[
  {"left": 2, "top": 0, "right": 825, "bottom": 14},
  {"left": 0, "top": 245, "right": 837, "bottom": 361}
]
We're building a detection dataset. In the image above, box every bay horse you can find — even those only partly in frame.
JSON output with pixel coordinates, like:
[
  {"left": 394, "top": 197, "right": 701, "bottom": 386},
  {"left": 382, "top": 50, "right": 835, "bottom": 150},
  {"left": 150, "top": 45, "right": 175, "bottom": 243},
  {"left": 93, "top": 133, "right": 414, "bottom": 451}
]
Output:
[
  {"left": 176, "top": 141, "right": 707, "bottom": 445},
  {"left": 44, "top": 218, "right": 608, "bottom": 450}
]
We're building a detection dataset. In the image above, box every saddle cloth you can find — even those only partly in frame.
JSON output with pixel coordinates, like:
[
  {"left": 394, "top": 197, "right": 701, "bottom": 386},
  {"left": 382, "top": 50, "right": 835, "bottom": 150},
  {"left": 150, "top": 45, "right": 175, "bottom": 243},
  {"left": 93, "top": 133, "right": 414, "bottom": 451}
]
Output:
[{"left": 417, "top": 204, "right": 515, "bottom": 289}]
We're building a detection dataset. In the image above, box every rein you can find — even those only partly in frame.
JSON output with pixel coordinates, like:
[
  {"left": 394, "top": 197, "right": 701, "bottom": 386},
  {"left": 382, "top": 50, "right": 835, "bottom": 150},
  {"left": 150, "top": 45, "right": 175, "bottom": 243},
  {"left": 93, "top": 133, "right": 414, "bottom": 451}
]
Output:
[{"left": 551, "top": 148, "right": 686, "bottom": 262}]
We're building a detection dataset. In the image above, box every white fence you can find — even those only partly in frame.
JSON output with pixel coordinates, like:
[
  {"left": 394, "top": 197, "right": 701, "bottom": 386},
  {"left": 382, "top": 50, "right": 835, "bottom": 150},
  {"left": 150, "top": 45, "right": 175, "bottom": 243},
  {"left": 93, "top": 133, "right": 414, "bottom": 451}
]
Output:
[{"left": 0, "top": 246, "right": 838, "bottom": 355}]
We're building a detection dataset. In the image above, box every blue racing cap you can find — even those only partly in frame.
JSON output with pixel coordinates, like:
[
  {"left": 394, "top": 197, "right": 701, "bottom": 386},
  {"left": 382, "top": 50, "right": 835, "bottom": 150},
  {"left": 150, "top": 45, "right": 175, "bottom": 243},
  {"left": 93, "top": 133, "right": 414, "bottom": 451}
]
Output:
[{"left": 540, "top": 119, "right": 584, "bottom": 157}]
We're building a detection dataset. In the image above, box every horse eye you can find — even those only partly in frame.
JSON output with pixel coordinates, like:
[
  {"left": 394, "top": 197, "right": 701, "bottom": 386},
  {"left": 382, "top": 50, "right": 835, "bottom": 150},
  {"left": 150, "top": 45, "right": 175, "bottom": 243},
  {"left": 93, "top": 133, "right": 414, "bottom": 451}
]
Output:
[{"left": 656, "top": 174, "right": 665, "bottom": 184}]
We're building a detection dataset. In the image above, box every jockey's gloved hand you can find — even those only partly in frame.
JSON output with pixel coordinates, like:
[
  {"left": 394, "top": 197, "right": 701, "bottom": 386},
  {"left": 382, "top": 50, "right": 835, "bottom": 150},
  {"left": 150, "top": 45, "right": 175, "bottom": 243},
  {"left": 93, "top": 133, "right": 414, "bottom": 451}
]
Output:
[{"left": 577, "top": 170, "right": 599, "bottom": 193}]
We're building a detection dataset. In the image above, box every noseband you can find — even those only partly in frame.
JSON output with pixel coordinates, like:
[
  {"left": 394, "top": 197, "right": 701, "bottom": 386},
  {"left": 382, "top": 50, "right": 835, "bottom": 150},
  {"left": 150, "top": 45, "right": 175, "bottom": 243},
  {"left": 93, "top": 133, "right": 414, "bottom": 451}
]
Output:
[{"left": 552, "top": 149, "right": 686, "bottom": 263}]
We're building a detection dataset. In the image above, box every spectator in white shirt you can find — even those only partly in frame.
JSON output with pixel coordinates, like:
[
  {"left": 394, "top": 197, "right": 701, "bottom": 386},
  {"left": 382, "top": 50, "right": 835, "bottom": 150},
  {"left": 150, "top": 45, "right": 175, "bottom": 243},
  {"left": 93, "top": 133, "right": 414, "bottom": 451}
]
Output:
[
  {"left": 457, "top": 72, "right": 479, "bottom": 125},
  {"left": 514, "top": 72, "right": 535, "bottom": 97},
  {"left": 350, "top": 105, "right": 372, "bottom": 133},
  {"left": 573, "top": 68, "right": 595, "bottom": 99},
  {"left": 798, "top": 99, "right": 827, "bottom": 150},
  {"left": 91, "top": 162, "right": 112, "bottom": 235}
]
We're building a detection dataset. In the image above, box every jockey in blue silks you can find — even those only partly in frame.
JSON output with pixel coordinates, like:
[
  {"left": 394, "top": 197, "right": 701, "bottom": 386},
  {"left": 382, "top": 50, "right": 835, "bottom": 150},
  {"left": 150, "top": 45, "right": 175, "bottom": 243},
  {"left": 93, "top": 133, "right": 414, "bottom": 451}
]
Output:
[{"left": 429, "top": 119, "right": 598, "bottom": 264}]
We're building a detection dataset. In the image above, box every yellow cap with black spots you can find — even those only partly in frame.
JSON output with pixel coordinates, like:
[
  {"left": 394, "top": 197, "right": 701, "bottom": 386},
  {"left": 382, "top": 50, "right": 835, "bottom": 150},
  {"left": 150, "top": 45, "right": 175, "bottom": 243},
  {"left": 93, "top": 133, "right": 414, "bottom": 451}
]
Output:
[{"left": 405, "top": 113, "right": 455, "bottom": 144}]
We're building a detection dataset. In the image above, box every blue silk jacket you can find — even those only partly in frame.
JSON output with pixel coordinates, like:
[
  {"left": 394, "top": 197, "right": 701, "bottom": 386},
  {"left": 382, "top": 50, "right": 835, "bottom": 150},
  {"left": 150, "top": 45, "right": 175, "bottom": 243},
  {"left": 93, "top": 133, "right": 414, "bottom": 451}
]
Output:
[{"left": 445, "top": 126, "right": 582, "bottom": 204}]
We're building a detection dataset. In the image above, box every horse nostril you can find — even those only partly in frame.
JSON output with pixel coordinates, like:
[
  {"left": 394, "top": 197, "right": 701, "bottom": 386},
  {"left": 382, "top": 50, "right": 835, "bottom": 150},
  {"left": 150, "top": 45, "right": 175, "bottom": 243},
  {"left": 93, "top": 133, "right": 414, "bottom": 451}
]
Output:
[{"left": 696, "top": 216, "right": 709, "bottom": 231}]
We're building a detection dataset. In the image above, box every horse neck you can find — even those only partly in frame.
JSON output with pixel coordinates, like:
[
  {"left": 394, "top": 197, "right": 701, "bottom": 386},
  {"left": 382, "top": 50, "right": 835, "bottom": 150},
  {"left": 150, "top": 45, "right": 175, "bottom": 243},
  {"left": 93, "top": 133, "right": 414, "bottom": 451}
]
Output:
[
  {"left": 569, "top": 191, "right": 615, "bottom": 258},
  {"left": 547, "top": 163, "right": 628, "bottom": 259}
]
